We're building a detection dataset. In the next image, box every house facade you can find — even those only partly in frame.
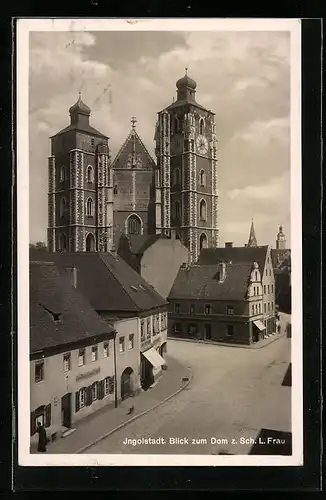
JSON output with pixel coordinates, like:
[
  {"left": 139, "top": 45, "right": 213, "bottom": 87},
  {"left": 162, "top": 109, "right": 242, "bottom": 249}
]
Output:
[
  {"left": 168, "top": 260, "right": 267, "bottom": 345},
  {"left": 30, "top": 260, "right": 116, "bottom": 447}
]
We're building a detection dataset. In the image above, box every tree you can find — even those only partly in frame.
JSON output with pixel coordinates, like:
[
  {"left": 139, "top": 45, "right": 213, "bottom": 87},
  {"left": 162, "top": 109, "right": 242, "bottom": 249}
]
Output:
[{"left": 29, "top": 241, "right": 48, "bottom": 251}]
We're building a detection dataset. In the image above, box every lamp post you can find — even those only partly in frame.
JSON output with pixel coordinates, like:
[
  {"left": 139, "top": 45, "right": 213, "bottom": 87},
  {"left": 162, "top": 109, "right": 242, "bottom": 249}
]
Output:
[{"left": 113, "top": 330, "right": 118, "bottom": 408}]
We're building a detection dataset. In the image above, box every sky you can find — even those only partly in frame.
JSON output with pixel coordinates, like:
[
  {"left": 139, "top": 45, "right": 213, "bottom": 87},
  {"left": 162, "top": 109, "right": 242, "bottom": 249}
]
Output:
[{"left": 29, "top": 29, "right": 291, "bottom": 248}]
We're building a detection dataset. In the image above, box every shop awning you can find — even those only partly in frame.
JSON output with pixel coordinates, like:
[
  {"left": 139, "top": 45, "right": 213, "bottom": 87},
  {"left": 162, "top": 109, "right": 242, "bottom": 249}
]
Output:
[
  {"left": 253, "top": 320, "right": 266, "bottom": 331},
  {"left": 142, "top": 347, "right": 166, "bottom": 368}
]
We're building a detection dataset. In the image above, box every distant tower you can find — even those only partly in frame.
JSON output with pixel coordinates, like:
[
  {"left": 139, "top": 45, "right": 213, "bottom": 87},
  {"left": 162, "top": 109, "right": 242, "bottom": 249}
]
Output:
[
  {"left": 247, "top": 219, "right": 258, "bottom": 247},
  {"left": 276, "top": 225, "right": 286, "bottom": 249},
  {"left": 154, "top": 69, "right": 219, "bottom": 262},
  {"left": 47, "top": 94, "right": 114, "bottom": 252}
]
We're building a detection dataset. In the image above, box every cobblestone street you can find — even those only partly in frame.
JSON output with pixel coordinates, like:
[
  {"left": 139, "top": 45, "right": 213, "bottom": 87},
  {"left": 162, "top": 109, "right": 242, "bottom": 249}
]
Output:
[{"left": 85, "top": 332, "right": 291, "bottom": 455}]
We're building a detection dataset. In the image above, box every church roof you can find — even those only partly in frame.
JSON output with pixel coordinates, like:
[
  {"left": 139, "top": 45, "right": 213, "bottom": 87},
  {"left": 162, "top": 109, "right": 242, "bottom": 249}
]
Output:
[
  {"left": 112, "top": 120, "right": 156, "bottom": 170},
  {"left": 30, "top": 260, "right": 114, "bottom": 354},
  {"left": 169, "top": 261, "right": 253, "bottom": 301},
  {"left": 51, "top": 123, "right": 108, "bottom": 139},
  {"left": 198, "top": 246, "right": 269, "bottom": 276},
  {"left": 69, "top": 95, "right": 91, "bottom": 116},
  {"left": 30, "top": 250, "right": 167, "bottom": 314},
  {"left": 165, "top": 99, "right": 212, "bottom": 113}
]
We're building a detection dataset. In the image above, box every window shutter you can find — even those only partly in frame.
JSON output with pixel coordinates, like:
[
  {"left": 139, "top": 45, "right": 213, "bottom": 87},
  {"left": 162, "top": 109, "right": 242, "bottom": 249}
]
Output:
[
  {"left": 109, "top": 376, "right": 114, "bottom": 394},
  {"left": 45, "top": 404, "right": 51, "bottom": 427},
  {"left": 75, "top": 391, "right": 80, "bottom": 413},
  {"left": 30, "top": 412, "right": 36, "bottom": 436},
  {"left": 86, "top": 386, "right": 92, "bottom": 406}
]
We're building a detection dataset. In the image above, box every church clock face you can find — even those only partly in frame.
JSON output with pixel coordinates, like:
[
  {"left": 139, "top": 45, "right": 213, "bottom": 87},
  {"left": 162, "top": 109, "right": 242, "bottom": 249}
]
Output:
[{"left": 196, "top": 135, "right": 208, "bottom": 155}]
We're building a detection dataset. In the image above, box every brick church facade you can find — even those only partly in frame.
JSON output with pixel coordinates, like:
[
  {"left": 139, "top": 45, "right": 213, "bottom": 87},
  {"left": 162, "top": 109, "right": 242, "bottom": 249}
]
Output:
[{"left": 47, "top": 71, "right": 219, "bottom": 261}]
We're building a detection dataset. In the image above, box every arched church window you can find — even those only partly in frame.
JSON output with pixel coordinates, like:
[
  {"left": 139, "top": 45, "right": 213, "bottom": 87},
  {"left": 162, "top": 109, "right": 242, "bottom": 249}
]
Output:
[
  {"left": 87, "top": 165, "right": 94, "bottom": 183},
  {"left": 175, "top": 201, "right": 181, "bottom": 221},
  {"left": 86, "top": 233, "right": 96, "bottom": 252},
  {"left": 59, "top": 233, "right": 67, "bottom": 252},
  {"left": 59, "top": 197, "right": 67, "bottom": 218},
  {"left": 199, "top": 233, "right": 207, "bottom": 251},
  {"left": 199, "top": 199, "right": 207, "bottom": 221},
  {"left": 86, "top": 197, "right": 94, "bottom": 217},
  {"left": 127, "top": 214, "right": 142, "bottom": 235},
  {"left": 200, "top": 169, "right": 206, "bottom": 187},
  {"left": 59, "top": 165, "right": 65, "bottom": 183},
  {"left": 174, "top": 168, "right": 181, "bottom": 186},
  {"left": 199, "top": 118, "right": 205, "bottom": 135}
]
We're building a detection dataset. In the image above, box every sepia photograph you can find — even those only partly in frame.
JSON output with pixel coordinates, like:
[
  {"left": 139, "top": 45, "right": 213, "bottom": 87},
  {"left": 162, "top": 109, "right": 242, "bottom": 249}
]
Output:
[{"left": 17, "top": 18, "right": 302, "bottom": 467}]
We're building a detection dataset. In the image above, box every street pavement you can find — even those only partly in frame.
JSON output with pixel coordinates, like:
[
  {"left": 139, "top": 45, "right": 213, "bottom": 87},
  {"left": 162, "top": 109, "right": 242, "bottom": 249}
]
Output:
[{"left": 85, "top": 333, "right": 291, "bottom": 455}]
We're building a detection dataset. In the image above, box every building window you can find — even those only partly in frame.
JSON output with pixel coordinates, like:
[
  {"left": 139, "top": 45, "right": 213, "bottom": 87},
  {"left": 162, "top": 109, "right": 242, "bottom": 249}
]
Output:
[
  {"left": 79, "top": 388, "right": 86, "bottom": 409},
  {"left": 104, "top": 377, "right": 109, "bottom": 396},
  {"left": 205, "top": 304, "right": 211, "bottom": 315},
  {"left": 91, "top": 138, "right": 95, "bottom": 149},
  {"left": 59, "top": 197, "right": 67, "bottom": 218},
  {"left": 227, "top": 305, "right": 234, "bottom": 315},
  {"left": 86, "top": 197, "right": 94, "bottom": 217},
  {"left": 266, "top": 269, "right": 268, "bottom": 276},
  {"left": 141, "top": 320, "right": 145, "bottom": 341},
  {"left": 264, "top": 303, "right": 266, "bottom": 313},
  {"left": 175, "top": 303, "right": 180, "bottom": 314},
  {"left": 86, "top": 165, "right": 94, "bottom": 183},
  {"left": 91, "top": 345, "right": 98, "bottom": 362},
  {"left": 129, "top": 334, "right": 134, "bottom": 350},
  {"left": 255, "top": 304, "right": 258, "bottom": 314},
  {"left": 268, "top": 302, "right": 270, "bottom": 312},
  {"left": 253, "top": 286, "right": 256, "bottom": 296},
  {"left": 264, "top": 285, "right": 266, "bottom": 294},
  {"left": 190, "top": 304, "right": 195, "bottom": 314},
  {"left": 35, "top": 361, "right": 44, "bottom": 383},
  {"left": 63, "top": 353, "right": 71, "bottom": 372},
  {"left": 173, "top": 322, "right": 182, "bottom": 333},
  {"left": 271, "top": 302, "right": 274, "bottom": 312},
  {"left": 119, "top": 337, "right": 125, "bottom": 353},
  {"left": 103, "top": 342, "right": 109, "bottom": 358},
  {"left": 78, "top": 348, "right": 85, "bottom": 366},
  {"left": 59, "top": 165, "right": 65, "bottom": 183},
  {"left": 92, "top": 382, "right": 98, "bottom": 402},
  {"left": 269, "top": 269, "right": 272, "bottom": 276},
  {"left": 271, "top": 284, "right": 274, "bottom": 293},
  {"left": 114, "top": 185, "right": 118, "bottom": 194},
  {"left": 199, "top": 199, "right": 207, "bottom": 221},
  {"left": 226, "top": 325, "right": 234, "bottom": 337},
  {"left": 255, "top": 271, "right": 258, "bottom": 281},
  {"left": 252, "top": 305, "right": 255, "bottom": 315},
  {"left": 268, "top": 284, "right": 270, "bottom": 294},
  {"left": 200, "top": 169, "right": 206, "bottom": 187},
  {"left": 199, "top": 118, "right": 204, "bottom": 135},
  {"left": 188, "top": 324, "right": 197, "bottom": 335},
  {"left": 127, "top": 214, "right": 142, "bottom": 235},
  {"left": 147, "top": 317, "right": 151, "bottom": 337}
]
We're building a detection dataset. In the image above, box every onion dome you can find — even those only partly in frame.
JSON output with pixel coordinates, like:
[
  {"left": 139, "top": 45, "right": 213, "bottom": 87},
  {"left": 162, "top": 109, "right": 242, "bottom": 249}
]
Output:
[
  {"left": 69, "top": 93, "right": 91, "bottom": 116},
  {"left": 176, "top": 69, "right": 197, "bottom": 90}
]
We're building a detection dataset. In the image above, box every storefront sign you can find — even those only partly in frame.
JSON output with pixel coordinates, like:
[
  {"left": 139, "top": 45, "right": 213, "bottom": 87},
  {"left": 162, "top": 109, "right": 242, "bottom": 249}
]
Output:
[{"left": 76, "top": 366, "right": 100, "bottom": 382}]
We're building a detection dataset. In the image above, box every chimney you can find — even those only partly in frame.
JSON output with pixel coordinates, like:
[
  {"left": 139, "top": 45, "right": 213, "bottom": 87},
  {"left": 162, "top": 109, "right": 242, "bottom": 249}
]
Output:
[{"left": 225, "top": 242, "right": 233, "bottom": 248}]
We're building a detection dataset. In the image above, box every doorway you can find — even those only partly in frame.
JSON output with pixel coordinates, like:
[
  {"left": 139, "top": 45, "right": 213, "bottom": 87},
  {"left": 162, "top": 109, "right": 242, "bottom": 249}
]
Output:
[
  {"left": 205, "top": 324, "right": 212, "bottom": 340},
  {"left": 121, "top": 367, "right": 134, "bottom": 400},
  {"left": 61, "top": 393, "right": 72, "bottom": 428},
  {"left": 140, "top": 355, "right": 154, "bottom": 391}
]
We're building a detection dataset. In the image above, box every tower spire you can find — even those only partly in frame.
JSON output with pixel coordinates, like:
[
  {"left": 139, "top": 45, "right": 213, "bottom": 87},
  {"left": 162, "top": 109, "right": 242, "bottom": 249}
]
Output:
[
  {"left": 247, "top": 218, "right": 258, "bottom": 247},
  {"left": 131, "top": 116, "right": 137, "bottom": 130}
]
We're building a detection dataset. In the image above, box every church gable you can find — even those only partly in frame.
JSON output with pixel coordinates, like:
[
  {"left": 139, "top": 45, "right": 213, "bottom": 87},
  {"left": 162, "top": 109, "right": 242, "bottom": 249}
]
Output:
[{"left": 112, "top": 118, "right": 156, "bottom": 171}]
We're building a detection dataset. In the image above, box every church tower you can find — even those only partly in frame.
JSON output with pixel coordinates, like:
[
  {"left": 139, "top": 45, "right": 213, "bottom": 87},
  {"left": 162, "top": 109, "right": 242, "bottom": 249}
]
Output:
[
  {"left": 154, "top": 69, "right": 219, "bottom": 262},
  {"left": 247, "top": 219, "right": 258, "bottom": 247},
  {"left": 276, "top": 225, "right": 286, "bottom": 249},
  {"left": 47, "top": 94, "right": 113, "bottom": 253}
]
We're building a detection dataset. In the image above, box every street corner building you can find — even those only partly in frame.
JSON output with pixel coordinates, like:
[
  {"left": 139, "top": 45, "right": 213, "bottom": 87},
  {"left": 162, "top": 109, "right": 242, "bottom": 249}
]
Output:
[
  {"left": 29, "top": 259, "right": 116, "bottom": 450},
  {"left": 168, "top": 238, "right": 277, "bottom": 345},
  {"left": 29, "top": 250, "right": 169, "bottom": 450}
]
